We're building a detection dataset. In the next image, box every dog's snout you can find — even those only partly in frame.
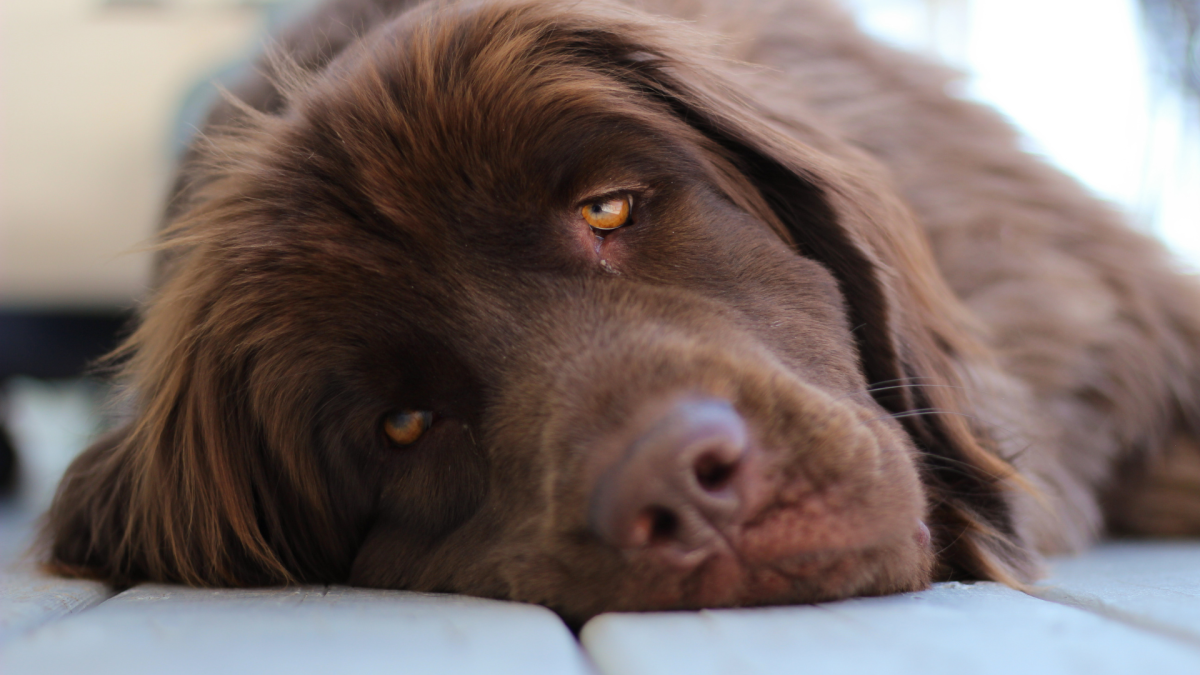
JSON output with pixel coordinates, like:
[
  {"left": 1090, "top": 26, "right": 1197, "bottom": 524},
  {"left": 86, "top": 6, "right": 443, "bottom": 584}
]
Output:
[{"left": 589, "top": 398, "right": 750, "bottom": 564}]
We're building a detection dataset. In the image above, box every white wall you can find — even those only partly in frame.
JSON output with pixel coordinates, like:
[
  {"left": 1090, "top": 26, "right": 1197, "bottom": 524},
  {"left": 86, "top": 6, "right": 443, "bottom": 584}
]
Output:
[
  {"left": 0, "top": 1, "right": 263, "bottom": 307},
  {"left": 850, "top": 0, "right": 1200, "bottom": 270}
]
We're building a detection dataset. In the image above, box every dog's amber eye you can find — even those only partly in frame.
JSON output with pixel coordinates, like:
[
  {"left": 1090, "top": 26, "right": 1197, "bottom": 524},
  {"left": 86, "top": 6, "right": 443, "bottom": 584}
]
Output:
[
  {"left": 384, "top": 411, "right": 433, "bottom": 446},
  {"left": 582, "top": 195, "right": 631, "bottom": 230}
]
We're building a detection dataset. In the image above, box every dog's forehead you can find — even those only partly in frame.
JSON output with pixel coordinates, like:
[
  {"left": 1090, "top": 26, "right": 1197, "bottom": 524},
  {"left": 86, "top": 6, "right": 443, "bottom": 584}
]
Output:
[{"left": 284, "top": 4, "right": 699, "bottom": 238}]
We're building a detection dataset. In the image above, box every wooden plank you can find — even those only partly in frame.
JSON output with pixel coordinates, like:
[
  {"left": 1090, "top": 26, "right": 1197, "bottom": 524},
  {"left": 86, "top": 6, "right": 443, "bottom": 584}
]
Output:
[
  {"left": 580, "top": 581, "right": 1200, "bottom": 675},
  {"left": 0, "top": 570, "right": 111, "bottom": 645},
  {"left": 0, "top": 584, "right": 592, "bottom": 675},
  {"left": 1035, "top": 541, "right": 1200, "bottom": 641}
]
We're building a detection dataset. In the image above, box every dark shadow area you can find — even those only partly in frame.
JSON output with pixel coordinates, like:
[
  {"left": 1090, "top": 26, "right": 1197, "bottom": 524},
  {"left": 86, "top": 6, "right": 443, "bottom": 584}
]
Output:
[
  {"left": 0, "top": 310, "right": 134, "bottom": 381},
  {"left": 0, "top": 309, "right": 134, "bottom": 495}
]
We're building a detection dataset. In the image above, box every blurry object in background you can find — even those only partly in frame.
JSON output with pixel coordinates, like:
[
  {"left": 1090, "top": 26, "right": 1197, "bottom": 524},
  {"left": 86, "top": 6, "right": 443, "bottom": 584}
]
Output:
[
  {"left": 0, "top": 418, "right": 16, "bottom": 498},
  {"left": 844, "top": 0, "right": 972, "bottom": 64},
  {"left": 0, "top": 310, "right": 129, "bottom": 506},
  {"left": 850, "top": 0, "right": 1200, "bottom": 269},
  {"left": 1140, "top": 0, "right": 1200, "bottom": 100},
  {"left": 3, "top": 378, "right": 106, "bottom": 513},
  {"left": 0, "top": 0, "right": 264, "bottom": 307},
  {"left": 0, "top": 311, "right": 131, "bottom": 382},
  {"left": 1136, "top": 0, "right": 1200, "bottom": 271}
]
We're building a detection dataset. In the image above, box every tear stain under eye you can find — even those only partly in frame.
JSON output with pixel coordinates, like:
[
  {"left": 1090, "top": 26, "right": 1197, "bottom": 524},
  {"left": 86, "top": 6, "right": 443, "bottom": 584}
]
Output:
[{"left": 600, "top": 259, "right": 620, "bottom": 275}]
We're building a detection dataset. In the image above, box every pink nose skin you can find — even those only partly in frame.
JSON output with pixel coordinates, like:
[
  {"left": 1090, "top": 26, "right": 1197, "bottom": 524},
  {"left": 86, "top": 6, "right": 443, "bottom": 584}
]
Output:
[{"left": 588, "top": 398, "right": 750, "bottom": 568}]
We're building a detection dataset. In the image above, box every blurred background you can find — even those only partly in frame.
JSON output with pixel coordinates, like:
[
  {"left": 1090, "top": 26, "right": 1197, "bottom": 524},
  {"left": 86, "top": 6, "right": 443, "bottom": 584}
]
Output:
[{"left": 0, "top": 0, "right": 1198, "bottom": 547}]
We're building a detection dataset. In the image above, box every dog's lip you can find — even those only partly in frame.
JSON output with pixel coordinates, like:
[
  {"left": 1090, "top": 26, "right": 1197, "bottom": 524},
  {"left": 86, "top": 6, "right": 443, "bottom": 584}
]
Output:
[
  {"left": 565, "top": 473, "right": 927, "bottom": 612},
  {"left": 660, "top": 536, "right": 894, "bottom": 609},
  {"left": 915, "top": 520, "right": 931, "bottom": 547},
  {"left": 649, "top": 501, "right": 925, "bottom": 609}
]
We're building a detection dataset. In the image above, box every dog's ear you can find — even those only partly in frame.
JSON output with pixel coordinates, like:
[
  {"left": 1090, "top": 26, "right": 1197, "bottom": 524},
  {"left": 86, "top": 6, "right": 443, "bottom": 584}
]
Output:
[
  {"left": 42, "top": 206, "right": 368, "bottom": 588},
  {"left": 553, "top": 6, "right": 1039, "bottom": 584},
  {"left": 679, "top": 88, "right": 1039, "bottom": 585}
]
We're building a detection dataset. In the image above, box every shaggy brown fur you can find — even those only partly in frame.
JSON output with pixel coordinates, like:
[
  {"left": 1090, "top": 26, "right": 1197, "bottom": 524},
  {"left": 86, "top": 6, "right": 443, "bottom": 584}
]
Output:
[{"left": 41, "top": 0, "right": 1200, "bottom": 623}]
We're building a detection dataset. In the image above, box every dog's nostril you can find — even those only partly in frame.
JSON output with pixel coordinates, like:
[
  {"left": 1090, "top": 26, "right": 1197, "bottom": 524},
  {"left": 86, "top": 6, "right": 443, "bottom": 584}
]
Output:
[
  {"left": 647, "top": 507, "right": 680, "bottom": 544},
  {"left": 630, "top": 507, "right": 681, "bottom": 547},
  {"left": 694, "top": 452, "right": 739, "bottom": 492}
]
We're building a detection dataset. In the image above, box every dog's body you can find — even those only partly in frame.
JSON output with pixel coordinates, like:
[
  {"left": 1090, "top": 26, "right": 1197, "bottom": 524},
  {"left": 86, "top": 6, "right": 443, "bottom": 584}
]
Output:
[{"left": 44, "top": 0, "right": 1200, "bottom": 622}]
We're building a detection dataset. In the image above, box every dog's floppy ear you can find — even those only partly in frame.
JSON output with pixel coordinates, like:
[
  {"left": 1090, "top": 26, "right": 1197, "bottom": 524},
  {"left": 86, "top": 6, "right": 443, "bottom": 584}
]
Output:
[
  {"left": 550, "top": 3, "right": 1039, "bottom": 583},
  {"left": 42, "top": 180, "right": 369, "bottom": 588}
]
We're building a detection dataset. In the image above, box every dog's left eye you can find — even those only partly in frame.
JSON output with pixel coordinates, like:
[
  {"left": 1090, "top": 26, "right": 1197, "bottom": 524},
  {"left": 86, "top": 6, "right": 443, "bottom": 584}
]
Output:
[
  {"left": 582, "top": 195, "right": 632, "bottom": 230},
  {"left": 384, "top": 410, "right": 433, "bottom": 446}
]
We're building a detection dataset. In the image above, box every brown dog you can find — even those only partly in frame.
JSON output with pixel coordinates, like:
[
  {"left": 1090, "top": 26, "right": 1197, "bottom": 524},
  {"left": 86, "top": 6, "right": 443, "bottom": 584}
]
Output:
[{"left": 42, "top": 0, "right": 1200, "bottom": 623}]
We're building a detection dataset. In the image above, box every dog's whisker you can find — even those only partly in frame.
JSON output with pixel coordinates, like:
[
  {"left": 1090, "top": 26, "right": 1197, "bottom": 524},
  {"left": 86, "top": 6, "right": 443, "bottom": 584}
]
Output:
[
  {"left": 859, "top": 408, "right": 981, "bottom": 426},
  {"left": 835, "top": 383, "right": 967, "bottom": 404}
]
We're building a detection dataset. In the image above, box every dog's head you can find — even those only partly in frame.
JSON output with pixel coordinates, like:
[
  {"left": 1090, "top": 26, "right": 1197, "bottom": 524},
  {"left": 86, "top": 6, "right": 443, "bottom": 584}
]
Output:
[{"left": 45, "top": 0, "right": 1035, "bottom": 622}]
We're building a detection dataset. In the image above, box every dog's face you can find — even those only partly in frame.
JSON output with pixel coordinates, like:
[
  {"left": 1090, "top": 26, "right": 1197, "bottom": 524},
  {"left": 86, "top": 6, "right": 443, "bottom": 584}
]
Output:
[{"left": 46, "top": 0, "right": 1032, "bottom": 623}]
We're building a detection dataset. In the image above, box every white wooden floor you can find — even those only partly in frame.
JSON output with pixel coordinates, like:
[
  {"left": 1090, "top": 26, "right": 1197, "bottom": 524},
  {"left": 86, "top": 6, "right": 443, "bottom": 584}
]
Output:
[{"left": 3, "top": 507, "right": 1200, "bottom": 675}]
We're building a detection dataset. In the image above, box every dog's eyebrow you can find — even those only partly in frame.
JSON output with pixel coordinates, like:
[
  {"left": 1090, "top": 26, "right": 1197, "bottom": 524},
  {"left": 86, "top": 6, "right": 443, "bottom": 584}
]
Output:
[{"left": 573, "top": 182, "right": 652, "bottom": 206}]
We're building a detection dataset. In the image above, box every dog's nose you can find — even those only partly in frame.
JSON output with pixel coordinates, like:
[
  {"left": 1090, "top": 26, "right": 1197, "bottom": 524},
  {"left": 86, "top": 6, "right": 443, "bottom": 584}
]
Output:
[{"left": 589, "top": 398, "right": 749, "bottom": 565}]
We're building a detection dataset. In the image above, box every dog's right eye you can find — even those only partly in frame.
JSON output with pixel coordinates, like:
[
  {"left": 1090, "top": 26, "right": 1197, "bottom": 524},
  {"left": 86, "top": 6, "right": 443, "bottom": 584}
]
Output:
[
  {"left": 384, "top": 410, "right": 433, "bottom": 446},
  {"left": 582, "top": 195, "right": 632, "bottom": 230}
]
